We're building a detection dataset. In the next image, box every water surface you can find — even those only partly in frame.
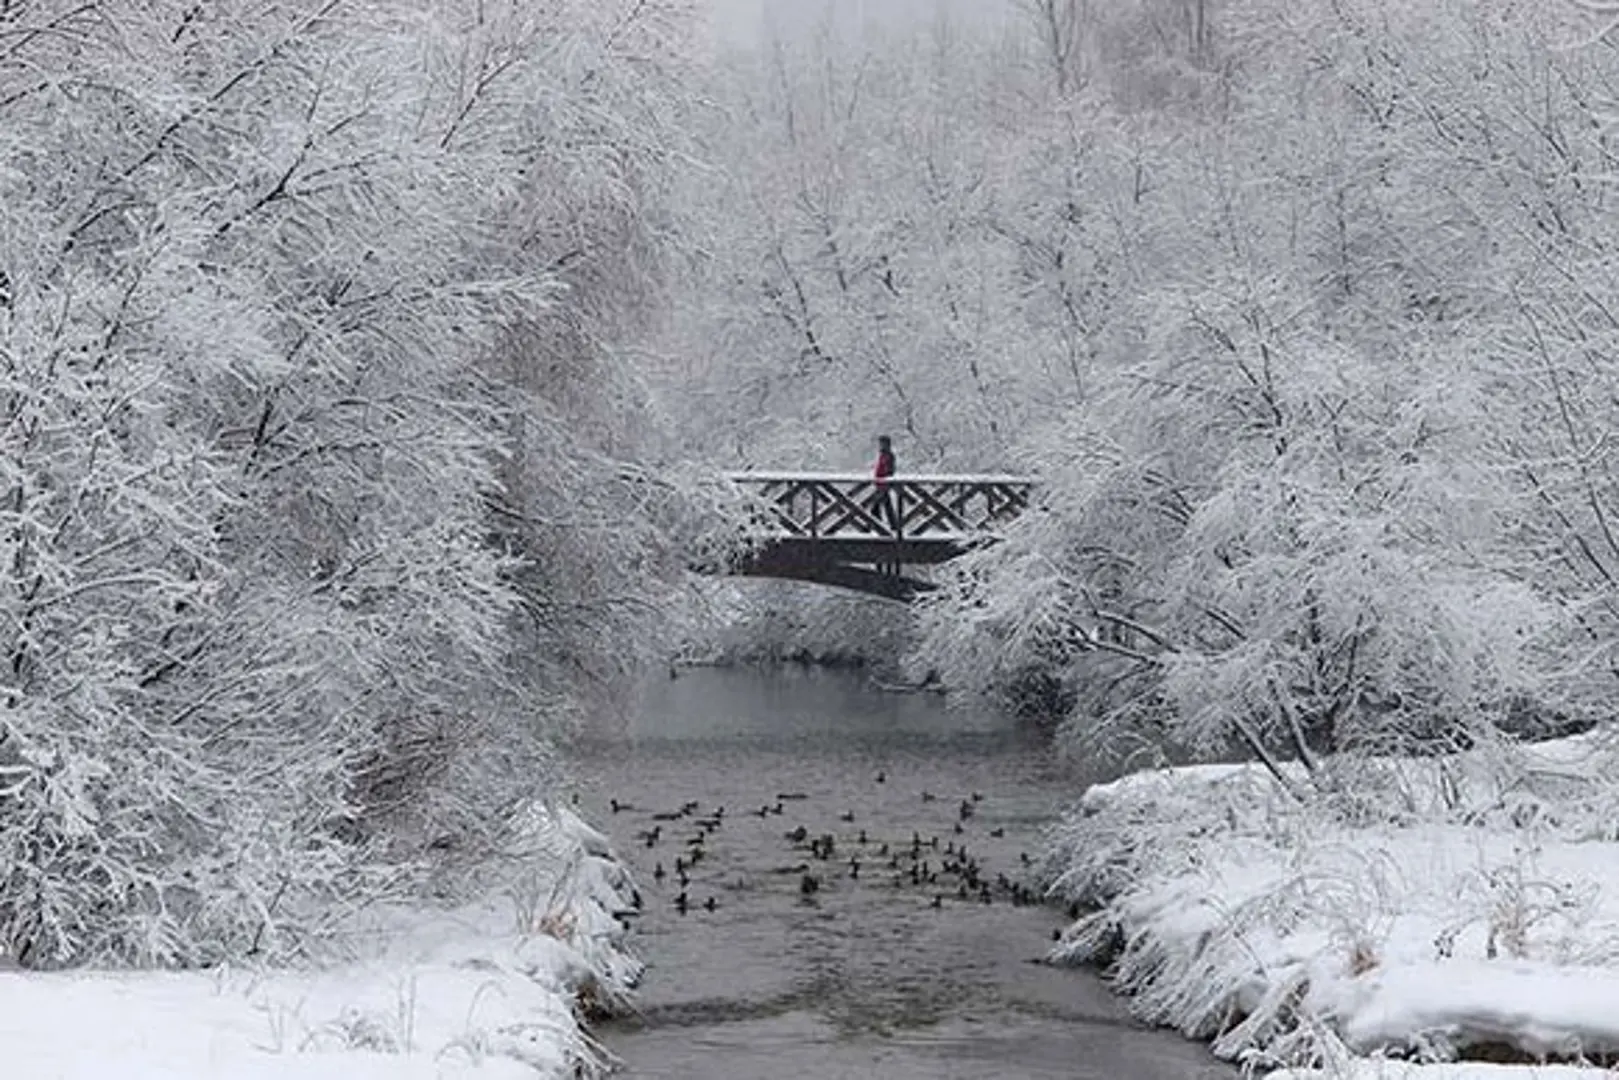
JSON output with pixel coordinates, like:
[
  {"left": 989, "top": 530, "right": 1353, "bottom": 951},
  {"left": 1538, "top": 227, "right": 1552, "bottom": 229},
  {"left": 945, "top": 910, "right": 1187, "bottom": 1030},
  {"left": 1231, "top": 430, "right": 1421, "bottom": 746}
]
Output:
[{"left": 568, "top": 665, "right": 1231, "bottom": 1080}]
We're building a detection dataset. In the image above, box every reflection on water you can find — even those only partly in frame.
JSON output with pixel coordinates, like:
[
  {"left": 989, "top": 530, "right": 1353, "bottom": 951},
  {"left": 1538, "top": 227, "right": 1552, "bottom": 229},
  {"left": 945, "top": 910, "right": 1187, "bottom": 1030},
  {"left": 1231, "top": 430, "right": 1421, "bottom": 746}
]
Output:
[{"left": 567, "top": 665, "right": 1230, "bottom": 1080}]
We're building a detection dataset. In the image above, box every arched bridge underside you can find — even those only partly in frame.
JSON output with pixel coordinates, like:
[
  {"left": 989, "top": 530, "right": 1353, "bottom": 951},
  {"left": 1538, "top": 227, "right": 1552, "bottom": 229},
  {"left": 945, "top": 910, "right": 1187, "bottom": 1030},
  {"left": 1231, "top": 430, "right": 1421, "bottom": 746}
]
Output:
[{"left": 724, "top": 473, "right": 1034, "bottom": 602}]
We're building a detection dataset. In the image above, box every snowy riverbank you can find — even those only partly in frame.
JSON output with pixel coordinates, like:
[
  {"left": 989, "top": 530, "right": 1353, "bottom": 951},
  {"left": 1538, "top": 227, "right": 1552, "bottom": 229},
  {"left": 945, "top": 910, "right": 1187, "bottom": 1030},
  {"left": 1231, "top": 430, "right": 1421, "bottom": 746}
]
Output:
[
  {"left": 1, "top": 806, "right": 640, "bottom": 1080},
  {"left": 1044, "top": 731, "right": 1619, "bottom": 1077}
]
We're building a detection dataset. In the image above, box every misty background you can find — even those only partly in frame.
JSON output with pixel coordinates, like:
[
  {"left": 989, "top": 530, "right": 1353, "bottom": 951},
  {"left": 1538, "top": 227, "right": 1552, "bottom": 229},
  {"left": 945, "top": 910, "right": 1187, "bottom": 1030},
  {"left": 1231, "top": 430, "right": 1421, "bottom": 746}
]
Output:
[{"left": 701, "top": 0, "right": 1016, "bottom": 46}]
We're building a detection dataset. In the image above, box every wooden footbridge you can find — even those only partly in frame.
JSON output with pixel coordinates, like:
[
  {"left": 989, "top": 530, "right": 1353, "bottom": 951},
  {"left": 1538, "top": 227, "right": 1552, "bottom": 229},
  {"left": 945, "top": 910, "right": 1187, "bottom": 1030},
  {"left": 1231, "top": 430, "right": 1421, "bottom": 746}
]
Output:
[{"left": 724, "top": 473, "right": 1035, "bottom": 601}]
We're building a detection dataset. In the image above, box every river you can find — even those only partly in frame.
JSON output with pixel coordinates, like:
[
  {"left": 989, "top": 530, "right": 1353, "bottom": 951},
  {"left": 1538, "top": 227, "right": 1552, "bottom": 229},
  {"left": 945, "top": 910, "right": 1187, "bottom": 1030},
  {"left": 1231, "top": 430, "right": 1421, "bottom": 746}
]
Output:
[{"left": 568, "top": 665, "right": 1233, "bottom": 1079}]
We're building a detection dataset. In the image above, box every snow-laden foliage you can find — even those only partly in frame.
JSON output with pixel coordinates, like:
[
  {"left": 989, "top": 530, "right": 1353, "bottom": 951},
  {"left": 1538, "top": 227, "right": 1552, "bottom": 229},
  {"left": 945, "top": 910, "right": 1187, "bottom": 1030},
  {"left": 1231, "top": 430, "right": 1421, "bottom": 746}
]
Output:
[
  {"left": 0, "top": 0, "right": 690, "bottom": 968},
  {"left": 902, "top": 0, "right": 1619, "bottom": 767},
  {"left": 679, "top": 578, "right": 914, "bottom": 672}
]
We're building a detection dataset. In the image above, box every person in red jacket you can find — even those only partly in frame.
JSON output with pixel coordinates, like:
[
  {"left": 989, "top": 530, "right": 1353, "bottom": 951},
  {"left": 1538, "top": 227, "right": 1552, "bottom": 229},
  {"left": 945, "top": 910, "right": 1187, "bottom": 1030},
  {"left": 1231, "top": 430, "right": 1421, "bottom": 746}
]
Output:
[
  {"left": 874, "top": 435, "right": 896, "bottom": 486},
  {"left": 870, "top": 435, "right": 900, "bottom": 538}
]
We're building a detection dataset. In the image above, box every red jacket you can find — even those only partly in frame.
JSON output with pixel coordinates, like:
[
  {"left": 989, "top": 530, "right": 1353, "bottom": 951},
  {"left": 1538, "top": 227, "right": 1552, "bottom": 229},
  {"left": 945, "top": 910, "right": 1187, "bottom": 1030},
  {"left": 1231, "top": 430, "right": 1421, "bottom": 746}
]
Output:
[{"left": 874, "top": 449, "right": 895, "bottom": 484}]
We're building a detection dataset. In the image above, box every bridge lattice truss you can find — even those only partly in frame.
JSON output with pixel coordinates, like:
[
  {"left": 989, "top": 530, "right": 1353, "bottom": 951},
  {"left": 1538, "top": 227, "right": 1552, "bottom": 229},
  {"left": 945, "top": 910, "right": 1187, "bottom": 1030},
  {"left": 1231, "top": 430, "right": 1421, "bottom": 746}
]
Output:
[{"left": 724, "top": 473, "right": 1034, "bottom": 601}]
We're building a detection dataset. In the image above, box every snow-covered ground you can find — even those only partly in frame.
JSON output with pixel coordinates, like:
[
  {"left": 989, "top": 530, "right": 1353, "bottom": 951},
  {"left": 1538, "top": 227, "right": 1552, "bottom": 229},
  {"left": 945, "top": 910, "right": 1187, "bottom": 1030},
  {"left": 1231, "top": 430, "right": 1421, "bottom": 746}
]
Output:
[
  {"left": 1, "top": 806, "right": 641, "bottom": 1080},
  {"left": 1270, "top": 1067, "right": 1613, "bottom": 1080},
  {"left": 1044, "top": 731, "right": 1619, "bottom": 1076}
]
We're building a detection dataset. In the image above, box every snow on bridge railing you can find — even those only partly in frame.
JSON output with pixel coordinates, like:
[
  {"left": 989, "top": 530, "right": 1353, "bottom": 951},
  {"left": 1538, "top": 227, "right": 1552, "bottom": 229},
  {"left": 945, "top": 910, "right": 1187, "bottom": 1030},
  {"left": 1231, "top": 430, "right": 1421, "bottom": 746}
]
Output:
[{"left": 725, "top": 471, "right": 1035, "bottom": 541}]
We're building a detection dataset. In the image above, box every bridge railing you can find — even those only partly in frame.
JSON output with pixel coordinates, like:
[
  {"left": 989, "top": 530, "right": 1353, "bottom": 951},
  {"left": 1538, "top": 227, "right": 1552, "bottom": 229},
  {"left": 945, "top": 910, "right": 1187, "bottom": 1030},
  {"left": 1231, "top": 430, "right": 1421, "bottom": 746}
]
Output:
[{"left": 726, "top": 472, "right": 1034, "bottom": 541}]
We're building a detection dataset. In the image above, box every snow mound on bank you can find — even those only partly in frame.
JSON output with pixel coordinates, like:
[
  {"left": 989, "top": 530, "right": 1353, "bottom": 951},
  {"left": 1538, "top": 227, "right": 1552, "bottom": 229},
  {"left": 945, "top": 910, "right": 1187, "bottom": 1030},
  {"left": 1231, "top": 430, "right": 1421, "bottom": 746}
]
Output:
[
  {"left": 1327, "top": 960, "right": 1619, "bottom": 1058},
  {"left": 1272, "top": 1066, "right": 1612, "bottom": 1080},
  {"left": 1045, "top": 733, "right": 1619, "bottom": 1072},
  {"left": 0, "top": 804, "right": 640, "bottom": 1079}
]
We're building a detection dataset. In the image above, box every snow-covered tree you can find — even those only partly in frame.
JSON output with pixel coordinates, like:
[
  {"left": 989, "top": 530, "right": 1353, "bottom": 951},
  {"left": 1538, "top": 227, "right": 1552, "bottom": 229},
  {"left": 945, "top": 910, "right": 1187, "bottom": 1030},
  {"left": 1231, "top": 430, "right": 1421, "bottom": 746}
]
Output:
[
  {"left": 0, "top": 0, "right": 692, "bottom": 967},
  {"left": 913, "top": 0, "right": 1613, "bottom": 769}
]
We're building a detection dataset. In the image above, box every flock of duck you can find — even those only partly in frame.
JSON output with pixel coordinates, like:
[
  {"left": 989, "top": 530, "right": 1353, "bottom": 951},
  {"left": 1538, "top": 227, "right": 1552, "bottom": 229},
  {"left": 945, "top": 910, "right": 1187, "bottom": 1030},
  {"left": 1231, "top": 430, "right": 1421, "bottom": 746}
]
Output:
[{"left": 605, "top": 769, "right": 1061, "bottom": 924}]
